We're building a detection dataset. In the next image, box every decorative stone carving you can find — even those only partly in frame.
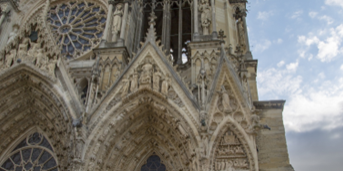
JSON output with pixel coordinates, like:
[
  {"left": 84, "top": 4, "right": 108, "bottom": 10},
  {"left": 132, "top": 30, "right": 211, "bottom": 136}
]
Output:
[
  {"left": 48, "top": 57, "right": 57, "bottom": 77},
  {"left": 7, "top": 25, "right": 18, "bottom": 45},
  {"left": 5, "top": 49, "right": 16, "bottom": 68},
  {"left": 121, "top": 76, "right": 130, "bottom": 97},
  {"left": 199, "top": 0, "right": 211, "bottom": 35},
  {"left": 139, "top": 58, "right": 153, "bottom": 88},
  {"left": 161, "top": 74, "right": 170, "bottom": 95},
  {"left": 130, "top": 70, "right": 139, "bottom": 92},
  {"left": 237, "top": 18, "right": 246, "bottom": 51},
  {"left": 17, "top": 38, "right": 30, "bottom": 59},
  {"left": 153, "top": 67, "right": 163, "bottom": 91},
  {"left": 218, "top": 85, "right": 233, "bottom": 114},
  {"left": 112, "top": 3, "right": 123, "bottom": 42}
]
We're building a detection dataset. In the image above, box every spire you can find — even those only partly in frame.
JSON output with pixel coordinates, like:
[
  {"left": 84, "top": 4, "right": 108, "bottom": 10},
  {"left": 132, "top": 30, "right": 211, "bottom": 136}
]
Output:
[{"left": 145, "top": 11, "right": 158, "bottom": 43}]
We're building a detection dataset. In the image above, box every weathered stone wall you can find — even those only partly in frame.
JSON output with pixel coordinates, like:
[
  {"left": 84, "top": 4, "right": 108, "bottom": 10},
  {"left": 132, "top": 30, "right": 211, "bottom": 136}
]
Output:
[{"left": 255, "top": 101, "right": 294, "bottom": 171}]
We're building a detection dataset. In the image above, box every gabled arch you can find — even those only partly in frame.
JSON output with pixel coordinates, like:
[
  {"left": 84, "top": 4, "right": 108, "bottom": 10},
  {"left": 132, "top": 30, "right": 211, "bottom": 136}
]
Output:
[
  {"left": 84, "top": 89, "right": 200, "bottom": 171},
  {"left": 0, "top": 64, "right": 77, "bottom": 170}
]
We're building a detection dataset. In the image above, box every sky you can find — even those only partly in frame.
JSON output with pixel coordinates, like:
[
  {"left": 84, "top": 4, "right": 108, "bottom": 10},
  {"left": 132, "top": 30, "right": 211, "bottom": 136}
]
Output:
[{"left": 246, "top": 0, "right": 343, "bottom": 170}]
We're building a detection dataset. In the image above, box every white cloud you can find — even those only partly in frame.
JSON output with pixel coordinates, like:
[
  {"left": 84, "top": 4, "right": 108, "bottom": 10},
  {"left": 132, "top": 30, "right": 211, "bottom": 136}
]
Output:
[
  {"left": 319, "top": 15, "right": 334, "bottom": 25},
  {"left": 277, "top": 38, "right": 283, "bottom": 44},
  {"left": 309, "top": 11, "right": 318, "bottom": 18},
  {"left": 297, "top": 24, "right": 343, "bottom": 62},
  {"left": 277, "top": 60, "right": 285, "bottom": 67},
  {"left": 258, "top": 66, "right": 343, "bottom": 133},
  {"left": 291, "top": 10, "right": 303, "bottom": 19},
  {"left": 257, "top": 11, "right": 273, "bottom": 20},
  {"left": 340, "top": 64, "right": 343, "bottom": 70},
  {"left": 286, "top": 60, "right": 299, "bottom": 72},
  {"left": 318, "top": 72, "right": 326, "bottom": 79},
  {"left": 253, "top": 39, "right": 271, "bottom": 52},
  {"left": 325, "top": 0, "right": 343, "bottom": 8}
]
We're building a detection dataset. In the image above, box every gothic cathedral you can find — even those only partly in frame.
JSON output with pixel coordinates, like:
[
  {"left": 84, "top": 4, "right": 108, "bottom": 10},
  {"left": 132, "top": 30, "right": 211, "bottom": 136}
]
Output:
[{"left": 0, "top": 0, "right": 294, "bottom": 171}]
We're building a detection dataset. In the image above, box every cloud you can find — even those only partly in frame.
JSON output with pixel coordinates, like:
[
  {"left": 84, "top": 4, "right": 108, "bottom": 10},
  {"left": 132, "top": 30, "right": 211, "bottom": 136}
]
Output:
[
  {"left": 291, "top": 10, "right": 303, "bottom": 19},
  {"left": 277, "top": 60, "right": 285, "bottom": 67},
  {"left": 325, "top": 0, "right": 343, "bottom": 8},
  {"left": 253, "top": 39, "right": 271, "bottom": 52},
  {"left": 298, "top": 24, "right": 343, "bottom": 62},
  {"left": 257, "top": 11, "right": 273, "bottom": 20},
  {"left": 309, "top": 11, "right": 318, "bottom": 18},
  {"left": 258, "top": 63, "right": 343, "bottom": 133},
  {"left": 319, "top": 15, "right": 334, "bottom": 25},
  {"left": 340, "top": 64, "right": 343, "bottom": 70},
  {"left": 286, "top": 60, "right": 299, "bottom": 72}
]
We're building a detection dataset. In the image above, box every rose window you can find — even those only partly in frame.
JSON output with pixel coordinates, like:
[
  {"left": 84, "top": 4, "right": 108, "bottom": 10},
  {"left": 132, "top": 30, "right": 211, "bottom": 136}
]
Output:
[
  {"left": 0, "top": 132, "right": 58, "bottom": 171},
  {"left": 47, "top": 1, "right": 106, "bottom": 59}
]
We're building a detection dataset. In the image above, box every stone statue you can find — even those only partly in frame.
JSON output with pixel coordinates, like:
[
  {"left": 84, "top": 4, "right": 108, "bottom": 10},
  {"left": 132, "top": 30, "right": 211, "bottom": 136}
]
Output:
[
  {"left": 237, "top": 18, "right": 246, "bottom": 51},
  {"left": 48, "top": 57, "right": 57, "bottom": 77},
  {"left": 161, "top": 74, "right": 170, "bottom": 95},
  {"left": 139, "top": 59, "right": 153, "bottom": 87},
  {"left": 7, "top": 26, "right": 18, "bottom": 45},
  {"left": 153, "top": 68, "right": 162, "bottom": 91},
  {"left": 28, "top": 42, "right": 41, "bottom": 63},
  {"left": 112, "top": 3, "right": 123, "bottom": 42},
  {"left": 121, "top": 76, "right": 130, "bottom": 97},
  {"left": 130, "top": 70, "right": 138, "bottom": 92},
  {"left": 36, "top": 49, "right": 46, "bottom": 68},
  {"left": 199, "top": 0, "right": 211, "bottom": 35},
  {"left": 220, "top": 86, "right": 233, "bottom": 113},
  {"left": 75, "top": 139, "right": 84, "bottom": 159},
  {"left": 18, "top": 38, "right": 30, "bottom": 59},
  {"left": 6, "top": 49, "right": 16, "bottom": 68}
]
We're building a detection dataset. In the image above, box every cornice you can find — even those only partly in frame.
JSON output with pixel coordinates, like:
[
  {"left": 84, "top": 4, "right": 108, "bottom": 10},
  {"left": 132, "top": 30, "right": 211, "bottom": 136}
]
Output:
[{"left": 253, "top": 100, "right": 286, "bottom": 110}]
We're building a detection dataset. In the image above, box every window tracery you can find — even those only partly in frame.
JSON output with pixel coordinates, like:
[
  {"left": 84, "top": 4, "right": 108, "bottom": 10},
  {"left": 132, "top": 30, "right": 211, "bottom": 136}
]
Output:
[
  {"left": 140, "top": 155, "right": 166, "bottom": 171},
  {"left": 47, "top": 1, "right": 106, "bottom": 59},
  {"left": 0, "top": 132, "right": 58, "bottom": 171}
]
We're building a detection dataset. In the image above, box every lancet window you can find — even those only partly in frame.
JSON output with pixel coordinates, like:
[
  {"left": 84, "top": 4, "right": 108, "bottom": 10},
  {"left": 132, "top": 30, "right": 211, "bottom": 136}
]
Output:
[
  {"left": 140, "top": 155, "right": 166, "bottom": 171},
  {"left": 0, "top": 132, "right": 58, "bottom": 171},
  {"left": 139, "top": 0, "right": 192, "bottom": 64}
]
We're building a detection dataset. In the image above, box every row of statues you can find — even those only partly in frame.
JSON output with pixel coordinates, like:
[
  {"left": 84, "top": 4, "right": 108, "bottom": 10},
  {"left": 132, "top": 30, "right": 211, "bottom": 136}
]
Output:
[
  {"left": 121, "top": 58, "right": 170, "bottom": 97},
  {"left": 1, "top": 37, "right": 57, "bottom": 77},
  {"left": 215, "top": 159, "right": 248, "bottom": 171}
]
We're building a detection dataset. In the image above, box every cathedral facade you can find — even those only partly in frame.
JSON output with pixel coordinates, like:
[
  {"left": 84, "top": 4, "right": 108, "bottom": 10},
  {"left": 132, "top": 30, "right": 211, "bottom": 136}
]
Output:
[{"left": 0, "top": 0, "right": 294, "bottom": 171}]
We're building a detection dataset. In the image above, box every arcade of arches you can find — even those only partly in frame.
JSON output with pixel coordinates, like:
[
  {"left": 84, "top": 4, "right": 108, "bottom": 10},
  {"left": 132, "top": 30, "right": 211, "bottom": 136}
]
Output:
[{"left": 0, "top": 0, "right": 294, "bottom": 171}]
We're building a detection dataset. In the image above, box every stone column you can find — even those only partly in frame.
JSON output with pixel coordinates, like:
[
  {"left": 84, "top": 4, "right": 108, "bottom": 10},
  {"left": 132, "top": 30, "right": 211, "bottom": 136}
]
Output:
[
  {"left": 210, "top": 0, "right": 217, "bottom": 39},
  {"left": 0, "top": 5, "right": 10, "bottom": 27},
  {"left": 193, "top": 0, "right": 199, "bottom": 37},
  {"left": 103, "top": 2, "right": 114, "bottom": 41},
  {"left": 118, "top": 1, "right": 129, "bottom": 45},
  {"left": 242, "top": 12, "right": 252, "bottom": 59}
]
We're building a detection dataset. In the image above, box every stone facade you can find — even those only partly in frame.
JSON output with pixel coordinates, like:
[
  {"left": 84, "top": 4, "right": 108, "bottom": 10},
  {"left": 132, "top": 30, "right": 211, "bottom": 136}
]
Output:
[{"left": 0, "top": 0, "right": 293, "bottom": 171}]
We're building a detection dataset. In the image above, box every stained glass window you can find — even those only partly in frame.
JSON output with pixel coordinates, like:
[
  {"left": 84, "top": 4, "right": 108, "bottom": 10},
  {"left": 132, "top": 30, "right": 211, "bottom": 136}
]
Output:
[
  {"left": 141, "top": 155, "right": 166, "bottom": 171},
  {"left": 47, "top": 1, "right": 106, "bottom": 59},
  {"left": 0, "top": 132, "right": 58, "bottom": 171}
]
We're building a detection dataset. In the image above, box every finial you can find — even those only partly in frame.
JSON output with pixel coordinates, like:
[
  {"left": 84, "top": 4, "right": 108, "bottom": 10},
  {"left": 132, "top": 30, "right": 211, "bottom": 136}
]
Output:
[
  {"left": 148, "top": 11, "right": 157, "bottom": 28},
  {"left": 218, "top": 29, "right": 227, "bottom": 40}
]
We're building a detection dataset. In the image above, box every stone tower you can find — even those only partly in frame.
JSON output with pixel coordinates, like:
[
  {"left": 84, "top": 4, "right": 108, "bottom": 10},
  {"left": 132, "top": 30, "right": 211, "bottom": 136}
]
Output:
[{"left": 0, "top": 0, "right": 294, "bottom": 171}]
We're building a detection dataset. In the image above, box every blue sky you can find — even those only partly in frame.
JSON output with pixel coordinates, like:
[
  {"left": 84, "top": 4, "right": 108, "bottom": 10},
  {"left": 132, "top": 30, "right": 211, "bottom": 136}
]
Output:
[{"left": 246, "top": 0, "right": 343, "bottom": 170}]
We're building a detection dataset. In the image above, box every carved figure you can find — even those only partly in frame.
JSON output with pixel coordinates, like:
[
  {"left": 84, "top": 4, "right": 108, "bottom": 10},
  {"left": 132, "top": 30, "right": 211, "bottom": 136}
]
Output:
[
  {"left": 130, "top": 70, "right": 138, "bottom": 92},
  {"left": 6, "top": 49, "right": 16, "bottom": 67},
  {"left": 139, "top": 59, "right": 153, "bottom": 86},
  {"left": 153, "top": 67, "right": 162, "bottom": 91},
  {"left": 7, "top": 26, "right": 18, "bottom": 45},
  {"left": 75, "top": 139, "right": 84, "bottom": 159},
  {"left": 18, "top": 38, "right": 30, "bottom": 59},
  {"left": 112, "top": 3, "right": 123, "bottom": 42},
  {"left": 219, "top": 86, "right": 233, "bottom": 113},
  {"left": 161, "top": 74, "right": 170, "bottom": 95},
  {"left": 199, "top": 0, "right": 211, "bottom": 35},
  {"left": 28, "top": 42, "right": 40, "bottom": 61},
  {"left": 121, "top": 76, "right": 130, "bottom": 97},
  {"left": 35, "top": 48, "right": 46, "bottom": 68},
  {"left": 48, "top": 57, "right": 57, "bottom": 77}
]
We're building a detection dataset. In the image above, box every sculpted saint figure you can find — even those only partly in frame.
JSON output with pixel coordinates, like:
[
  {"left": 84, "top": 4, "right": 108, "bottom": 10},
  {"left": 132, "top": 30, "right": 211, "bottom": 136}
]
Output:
[
  {"left": 161, "top": 74, "right": 170, "bottom": 95},
  {"left": 153, "top": 68, "right": 162, "bottom": 91},
  {"left": 112, "top": 4, "right": 123, "bottom": 42},
  {"left": 18, "top": 38, "right": 30, "bottom": 59},
  {"left": 220, "top": 86, "right": 233, "bottom": 113},
  {"left": 7, "top": 26, "right": 18, "bottom": 45},
  {"left": 36, "top": 49, "right": 47, "bottom": 68},
  {"left": 130, "top": 70, "right": 138, "bottom": 92},
  {"left": 6, "top": 49, "right": 16, "bottom": 68},
  {"left": 28, "top": 42, "right": 41, "bottom": 62},
  {"left": 139, "top": 59, "right": 153, "bottom": 86},
  {"left": 121, "top": 76, "right": 130, "bottom": 97},
  {"left": 48, "top": 57, "right": 57, "bottom": 77},
  {"left": 199, "top": 0, "right": 211, "bottom": 35}
]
